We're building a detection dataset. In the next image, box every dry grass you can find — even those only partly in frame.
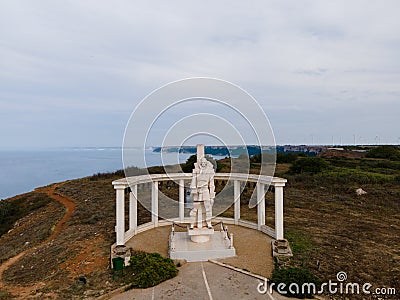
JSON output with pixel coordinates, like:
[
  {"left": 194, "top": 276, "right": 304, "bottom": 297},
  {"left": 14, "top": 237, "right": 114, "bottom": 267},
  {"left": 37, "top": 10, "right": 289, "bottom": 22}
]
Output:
[{"left": 0, "top": 193, "right": 64, "bottom": 264}]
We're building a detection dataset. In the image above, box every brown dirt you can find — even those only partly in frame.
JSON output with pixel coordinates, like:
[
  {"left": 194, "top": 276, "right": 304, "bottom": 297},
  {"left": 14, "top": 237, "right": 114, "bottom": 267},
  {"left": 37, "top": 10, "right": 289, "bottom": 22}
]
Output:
[{"left": 60, "top": 236, "right": 109, "bottom": 279}]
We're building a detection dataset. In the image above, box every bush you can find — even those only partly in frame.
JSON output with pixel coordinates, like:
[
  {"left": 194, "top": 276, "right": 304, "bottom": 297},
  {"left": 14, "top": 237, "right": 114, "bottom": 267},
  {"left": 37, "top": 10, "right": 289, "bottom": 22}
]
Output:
[
  {"left": 250, "top": 152, "right": 276, "bottom": 164},
  {"left": 285, "top": 230, "right": 312, "bottom": 255},
  {"left": 181, "top": 154, "right": 221, "bottom": 172},
  {"left": 317, "top": 169, "right": 394, "bottom": 184},
  {"left": 271, "top": 267, "right": 321, "bottom": 298},
  {"left": 289, "top": 158, "right": 330, "bottom": 174},
  {"left": 252, "top": 151, "right": 307, "bottom": 164},
  {"left": 366, "top": 146, "right": 400, "bottom": 160},
  {"left": 277, "top": 153, "right": 300, "bottom": 164},
  {"left": 89, "top": 166, "right": 145, "bottom": 181},
  {"left": 127, "top": 252, "right": 178, "bottom": 289},
  {"left": 181, "top": 155, "right": 197, "bottom": 173}
]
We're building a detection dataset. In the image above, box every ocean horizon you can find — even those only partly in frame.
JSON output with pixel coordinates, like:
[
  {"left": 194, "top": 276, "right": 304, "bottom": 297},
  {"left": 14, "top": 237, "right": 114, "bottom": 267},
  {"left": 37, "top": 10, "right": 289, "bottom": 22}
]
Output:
[{"left": 0, "top": 147, "right": 201, "bottom": 200}]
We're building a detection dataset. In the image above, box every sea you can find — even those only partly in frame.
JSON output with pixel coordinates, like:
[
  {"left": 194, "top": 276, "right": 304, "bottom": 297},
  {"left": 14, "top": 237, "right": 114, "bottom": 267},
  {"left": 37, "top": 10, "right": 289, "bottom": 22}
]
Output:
[{"left": 0, "top": 147, "right": 201, "bottom": 200}]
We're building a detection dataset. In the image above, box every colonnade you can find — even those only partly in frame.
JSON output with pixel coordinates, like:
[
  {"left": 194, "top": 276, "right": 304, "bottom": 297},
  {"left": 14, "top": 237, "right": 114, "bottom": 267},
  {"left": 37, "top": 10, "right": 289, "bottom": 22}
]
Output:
[{"left": 113, "top": 173, "right": 287, "bottom": 246}]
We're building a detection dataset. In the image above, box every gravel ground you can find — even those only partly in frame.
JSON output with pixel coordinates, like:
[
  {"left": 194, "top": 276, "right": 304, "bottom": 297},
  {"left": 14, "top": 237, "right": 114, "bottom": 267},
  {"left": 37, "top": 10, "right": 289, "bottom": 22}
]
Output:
[{"left": 125, "top": 224, "right": 274, "bottom": 278}]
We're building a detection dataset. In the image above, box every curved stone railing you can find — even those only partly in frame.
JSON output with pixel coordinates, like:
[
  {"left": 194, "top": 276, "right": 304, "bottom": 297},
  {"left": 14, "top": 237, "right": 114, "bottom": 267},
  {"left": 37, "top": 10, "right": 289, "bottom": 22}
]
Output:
[{"left": 112, "top": 173, "right": 287, "bottom": 246}]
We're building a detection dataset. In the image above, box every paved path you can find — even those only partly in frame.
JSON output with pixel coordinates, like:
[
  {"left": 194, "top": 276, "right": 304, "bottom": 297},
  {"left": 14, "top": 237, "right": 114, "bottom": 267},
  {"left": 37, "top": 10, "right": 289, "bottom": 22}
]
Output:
[{"left": 110, "top": 261, "right": 291, "bottom": 300}]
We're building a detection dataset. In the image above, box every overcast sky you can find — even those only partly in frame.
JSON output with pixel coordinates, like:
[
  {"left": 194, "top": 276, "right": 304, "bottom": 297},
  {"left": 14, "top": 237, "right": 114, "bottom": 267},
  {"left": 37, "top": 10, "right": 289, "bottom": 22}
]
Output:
[{"left": 1, "top": 0, "right": 399, "bottom": 149}]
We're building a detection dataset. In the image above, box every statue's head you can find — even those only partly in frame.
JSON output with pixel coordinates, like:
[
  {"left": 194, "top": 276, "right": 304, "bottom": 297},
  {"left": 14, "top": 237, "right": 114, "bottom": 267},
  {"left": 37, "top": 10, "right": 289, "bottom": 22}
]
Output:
[{"left": 199, "top": 157, "right": 208, "bottom": 169}]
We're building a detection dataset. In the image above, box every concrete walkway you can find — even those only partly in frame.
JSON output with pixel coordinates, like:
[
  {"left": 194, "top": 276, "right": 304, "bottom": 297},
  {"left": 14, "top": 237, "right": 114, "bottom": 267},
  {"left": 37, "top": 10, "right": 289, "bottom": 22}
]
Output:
[
  {"left": 110, "top": 261, "right": 291, "bottom": 300},
  {"left": 110, "top": 225, "right": 306, "bottom": 300},
  {"left": 107, "top": 225, "right": 310, "bottom": 300}
]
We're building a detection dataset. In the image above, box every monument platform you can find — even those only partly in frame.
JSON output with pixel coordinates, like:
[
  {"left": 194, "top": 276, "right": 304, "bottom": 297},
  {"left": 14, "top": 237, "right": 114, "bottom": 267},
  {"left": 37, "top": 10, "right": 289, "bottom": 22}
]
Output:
[
  {"left": 169, "top": 231, "right": 236, "bottom": 262},
  {"left": 188, "top": 227, "right": 214, "bottom": 243}
]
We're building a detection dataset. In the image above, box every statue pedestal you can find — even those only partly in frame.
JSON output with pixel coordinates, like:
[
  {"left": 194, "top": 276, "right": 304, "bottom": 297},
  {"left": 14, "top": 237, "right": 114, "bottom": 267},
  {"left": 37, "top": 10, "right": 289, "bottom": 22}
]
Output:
[
  {"left": 188, "top": 227, "right": 214, "bottom": 243},
  {"left": 169, "top": 230, "right": 235, "bottom": 262}
]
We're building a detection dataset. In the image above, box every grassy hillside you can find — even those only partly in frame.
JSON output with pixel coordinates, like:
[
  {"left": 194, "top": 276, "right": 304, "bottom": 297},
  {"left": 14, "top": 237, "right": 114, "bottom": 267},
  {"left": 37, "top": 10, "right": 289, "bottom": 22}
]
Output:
[
  {"left": 0, "top": 151, "right": 399, "bottom": 299},
  {"left": 279, "top": 158, "right": 399, "bottom": 295}
]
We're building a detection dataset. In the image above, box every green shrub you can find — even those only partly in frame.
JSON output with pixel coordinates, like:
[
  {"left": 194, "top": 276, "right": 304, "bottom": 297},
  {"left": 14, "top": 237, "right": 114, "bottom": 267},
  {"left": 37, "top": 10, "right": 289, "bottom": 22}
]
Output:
[
  {"left": 277, "top": 153, "right": 300, "bottom": 164},
  {"left": 127, "top": 252, "right": 178, "bottom": 289},
  {"left": 285, "top": 230, "right": 312, "bottom": 255},
  {"left": 181, "top": 154, "right": 221, "bottom": 172},
  {"left": 250, "top": 153, "right": 261, "bottom": 163},
  {"left": 181, "top": 155, "right": 197, "bottom": 173},
  {"left": 373, "top": 160, "right": 400, "bottom": 170},
  {"left": 89, "top": 166, "right": 145, "bottom": 181},
  {"left": 271, "top": 267, "right": 321, "bottom": 298},
  {"left": 147, "top": 166, "right": 166, "bottom": 174},
  {"left": 289, "top": 158, "right": 330, "bottom": 174},
  {"left": 366, "top": 146, "right": 400, "bottom": 160},
  {"left": 325, "top": 157, "right": 359, "bottom": 169},
  {"left": 317, "top": 169, "right": 393, "bottom": 184},
  {"left": 251, "top": 152, "right": 303, "bottom": 164}
]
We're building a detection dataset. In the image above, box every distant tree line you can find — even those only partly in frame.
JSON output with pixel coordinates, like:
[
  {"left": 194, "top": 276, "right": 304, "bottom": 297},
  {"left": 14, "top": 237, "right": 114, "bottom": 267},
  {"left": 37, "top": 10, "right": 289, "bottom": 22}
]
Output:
[{"left": 250, "top": 152, "right": 307, "bottom": 164}]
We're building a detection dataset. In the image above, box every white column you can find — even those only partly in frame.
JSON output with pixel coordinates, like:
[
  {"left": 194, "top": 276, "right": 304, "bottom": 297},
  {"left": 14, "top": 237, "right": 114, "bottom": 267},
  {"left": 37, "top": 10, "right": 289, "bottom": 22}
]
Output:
[
  {"left": 115, "top": 185, "right": 126, "bottom": 245},
  {"left": 179, "top": 179, "right": 184, "bottom": 223},
  {"left": 274, "top": 183, "right": 285, "bottom": 240},
  {"left": 234, "top": 180, "right": 240, "bottom": 225},
  {"left": 129, "top": 184, "right": 137, "bottom": 234},
  {"left": 257, "top": 182, "right": 265, "bottom": 230},
  {"left": 152, "top": 181, "right": 159, "bottom": 227}
]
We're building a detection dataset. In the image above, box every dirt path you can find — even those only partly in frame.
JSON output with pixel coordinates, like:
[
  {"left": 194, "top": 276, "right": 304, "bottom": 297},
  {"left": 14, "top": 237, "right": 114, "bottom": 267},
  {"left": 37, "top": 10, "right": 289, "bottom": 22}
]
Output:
[
  {"left": 0, "top": 183, "right": 76, "bottom": 297},
  {"left": 40, "top": 184, "right": 76, "bottom": 242}
]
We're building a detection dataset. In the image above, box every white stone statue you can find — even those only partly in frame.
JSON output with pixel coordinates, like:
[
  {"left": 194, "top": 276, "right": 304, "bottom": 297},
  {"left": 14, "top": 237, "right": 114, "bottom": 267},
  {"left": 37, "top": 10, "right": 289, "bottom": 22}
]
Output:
[{"left": 189, "top": 150, "right": 216, "bottom": 230}]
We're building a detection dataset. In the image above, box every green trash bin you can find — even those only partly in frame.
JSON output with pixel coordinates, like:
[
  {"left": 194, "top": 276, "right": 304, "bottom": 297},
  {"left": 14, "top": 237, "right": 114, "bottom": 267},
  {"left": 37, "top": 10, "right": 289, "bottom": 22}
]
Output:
[{"left": 112, "top": 257, "right": 125, "bottom": 279}]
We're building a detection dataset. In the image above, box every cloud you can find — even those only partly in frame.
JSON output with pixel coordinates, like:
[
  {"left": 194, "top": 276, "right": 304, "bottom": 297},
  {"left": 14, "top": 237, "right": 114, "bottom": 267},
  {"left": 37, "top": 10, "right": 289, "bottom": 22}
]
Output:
[{"left": 0, "top": 0, "right": 399, "bottom": 147}]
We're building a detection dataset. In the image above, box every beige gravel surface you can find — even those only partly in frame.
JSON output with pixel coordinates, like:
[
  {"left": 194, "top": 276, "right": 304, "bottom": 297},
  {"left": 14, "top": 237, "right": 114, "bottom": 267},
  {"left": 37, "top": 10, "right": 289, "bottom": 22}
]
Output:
[{"left": 125, "top": 224, "right": 273, "bottom": 278}]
